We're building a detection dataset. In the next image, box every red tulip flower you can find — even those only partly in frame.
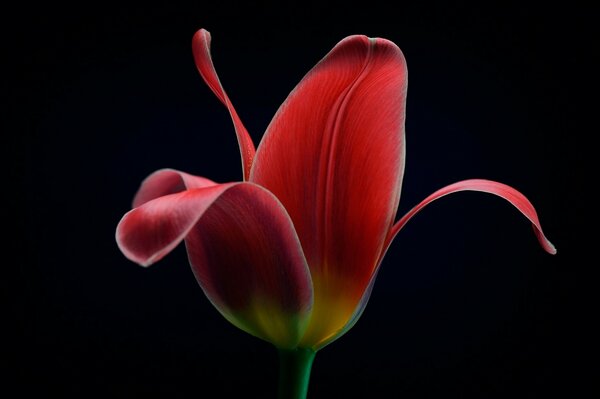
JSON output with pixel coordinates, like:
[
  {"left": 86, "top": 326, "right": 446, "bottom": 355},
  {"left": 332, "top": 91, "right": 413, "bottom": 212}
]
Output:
[{"left": 116, "top": 29, "right": 556, "bottom": 398}]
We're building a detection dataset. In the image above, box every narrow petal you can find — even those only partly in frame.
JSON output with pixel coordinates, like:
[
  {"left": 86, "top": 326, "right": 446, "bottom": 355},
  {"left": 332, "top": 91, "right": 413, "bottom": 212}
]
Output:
[
  {"left": 116, "top": 182, "right": 313, "bottom": 348},
  {"left": 132, "top": 168, "right": 217, "bottom": 208},
  {"left": 250, "top": 35, "right": 408, "bottom": 347},
  {"left": 192, "top": 29, "right": 255, "bottom": 180},
  {"left": 386, "top": 179, "right": 557, "bottom": 255}
]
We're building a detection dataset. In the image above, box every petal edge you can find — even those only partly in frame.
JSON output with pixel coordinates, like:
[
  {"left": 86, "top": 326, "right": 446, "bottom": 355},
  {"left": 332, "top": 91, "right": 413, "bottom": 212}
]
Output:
[
  {"left": 192, "top": 29, "right": 256, "bottom": 180},
  {"left": 387, "top": 179, "right": 557, "bottom": 255}
]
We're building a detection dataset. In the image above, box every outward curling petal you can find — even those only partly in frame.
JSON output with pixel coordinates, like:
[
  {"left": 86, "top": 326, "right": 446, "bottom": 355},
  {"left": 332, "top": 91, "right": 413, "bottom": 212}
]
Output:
[
  {"left": 116, "top": 183, "right": 313, "bottom": 349},
  {"left": 192, "top": 29, "right": 256, "bottom": 180},
  {"left": 132, "top": 168, "right": 217, "bottom": 208},
  {"left": 250, "top": 35, "right": 408, "bottom": 348},
  {"left": 117, "top": 184, "right": 235, "bottom": 266},
  {"left": 334, "top": 179, "right": 557, "bottom": 347},
  {"left": 387, "top": 179, "right": 557, "bottom": 255}
]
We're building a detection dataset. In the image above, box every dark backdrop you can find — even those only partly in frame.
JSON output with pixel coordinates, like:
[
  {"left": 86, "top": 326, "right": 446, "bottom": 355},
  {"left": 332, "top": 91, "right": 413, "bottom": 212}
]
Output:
[{"left": 7, "top": 2, "right": 589, "bottom": 398}]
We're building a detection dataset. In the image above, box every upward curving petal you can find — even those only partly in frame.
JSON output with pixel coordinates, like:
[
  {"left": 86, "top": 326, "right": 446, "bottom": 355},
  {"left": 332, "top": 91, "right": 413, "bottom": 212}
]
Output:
[
  {"left": 192, "top": 29, "right": 256, "bottom": 180},
  {"left": 250, "top": 35, "right": 408, "bottom": 347},
  {"left": 116, "top": 182, "right": 313, "bottom": 348}
]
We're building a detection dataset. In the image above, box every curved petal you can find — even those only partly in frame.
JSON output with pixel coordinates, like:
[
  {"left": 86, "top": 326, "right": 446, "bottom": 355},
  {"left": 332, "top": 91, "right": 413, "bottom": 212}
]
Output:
[
  {"left": 132, "top": 168, "right": 217, "bottom": 208},
  {"left": 192, "top": 29, "right": 255, "bottom": 180},
  {"left": 249, "top": 35, "right": 408, "bottom": 347},
  {"left": 386, "top": 179, "right": 557, "bottom": 255},
  {"left": 315, "top": 179, "right": 557, "bottom": 350},
  {"left": 117, "top": 184, "right": 232, "bottom": 266},
  {"left": 116, "top": 183, "right": 313, "bottom": 348}
]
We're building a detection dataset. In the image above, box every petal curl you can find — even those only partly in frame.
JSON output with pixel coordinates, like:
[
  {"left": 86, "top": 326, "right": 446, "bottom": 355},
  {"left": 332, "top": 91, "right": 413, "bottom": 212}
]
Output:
[
  {"left": 249, "top": 35, "right": 408, "bottom": 347},
  {"left": 116, "top": 183, "right": 313, "bottom": 348},
  {"left": 132, "top": 168, "right": 217, "bottom": 208},
  {"left": 118, "top": 183, "right": 235, "bottom": 266},
  {"left": 192, "top": 29, "right": 255, "bottom": 180}
]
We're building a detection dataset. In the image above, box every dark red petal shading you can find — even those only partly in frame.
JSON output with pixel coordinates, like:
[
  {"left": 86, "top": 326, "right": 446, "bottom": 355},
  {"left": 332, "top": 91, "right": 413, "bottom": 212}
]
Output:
[
  {"left": 250, "top": 35, "right": 407, "bottom": 345},
  {"left": 116, "top": 182, "right": 313, "bottom": 348},
  {"left": 192, "top": 29, "right": 256, "bottom": 180}
]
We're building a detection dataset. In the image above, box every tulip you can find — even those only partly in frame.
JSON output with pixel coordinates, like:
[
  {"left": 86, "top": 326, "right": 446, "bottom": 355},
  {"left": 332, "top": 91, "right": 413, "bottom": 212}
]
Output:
[{"left": 116, "top": 28, "right": 556, "bottom": 398}]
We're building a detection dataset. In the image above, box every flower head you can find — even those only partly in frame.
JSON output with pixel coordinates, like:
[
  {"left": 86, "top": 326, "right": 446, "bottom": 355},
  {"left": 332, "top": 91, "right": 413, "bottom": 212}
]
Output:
[{"left": 116, "top": 29, "right": 555, "bottom": 352}]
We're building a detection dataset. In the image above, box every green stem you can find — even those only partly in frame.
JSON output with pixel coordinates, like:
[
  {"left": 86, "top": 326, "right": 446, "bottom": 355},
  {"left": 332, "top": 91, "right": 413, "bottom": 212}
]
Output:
[{"left": 277, "top": 347, "right": 316, "bottom": 399}]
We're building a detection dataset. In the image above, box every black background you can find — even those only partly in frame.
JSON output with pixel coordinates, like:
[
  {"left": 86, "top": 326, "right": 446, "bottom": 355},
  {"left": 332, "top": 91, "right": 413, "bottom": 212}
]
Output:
[{"left": 7, "top": 2, "right": 590, "bottom": 398}]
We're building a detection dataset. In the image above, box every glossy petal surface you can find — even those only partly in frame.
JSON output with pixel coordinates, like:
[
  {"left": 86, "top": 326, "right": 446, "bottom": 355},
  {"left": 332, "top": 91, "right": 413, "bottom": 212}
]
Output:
[{"left": 250, "top": 35, "right": 408, "bottom": 348}]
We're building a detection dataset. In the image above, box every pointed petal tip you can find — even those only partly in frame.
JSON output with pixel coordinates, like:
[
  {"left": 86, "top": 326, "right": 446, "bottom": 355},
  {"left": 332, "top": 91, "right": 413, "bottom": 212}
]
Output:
[{"left": 536, "top": 229, "right": 557, "bottom": 255}]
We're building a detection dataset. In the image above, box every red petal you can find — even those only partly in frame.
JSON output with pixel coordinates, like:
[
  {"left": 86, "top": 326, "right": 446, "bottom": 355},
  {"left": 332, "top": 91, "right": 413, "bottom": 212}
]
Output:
[
  {"left": 317, "top": 179, "right": 557, "bottom": 349},
  {"left": 116, "top": 182, "right": 313, "bottom": 348},
  {"left": 387, "top": 179, "right": 557, "bottom": 255},
  {"left": 249, "top": 35, "right": 407, "bottom": 346},
  {"left": 132, "top": 168, "right": 217, "bottom": 208},
  {"left": 118, "top": 183, "right": 234, "bottom": 266},
  {"left": 192, "top": 29, "right": 256, "bottom": 180}
]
